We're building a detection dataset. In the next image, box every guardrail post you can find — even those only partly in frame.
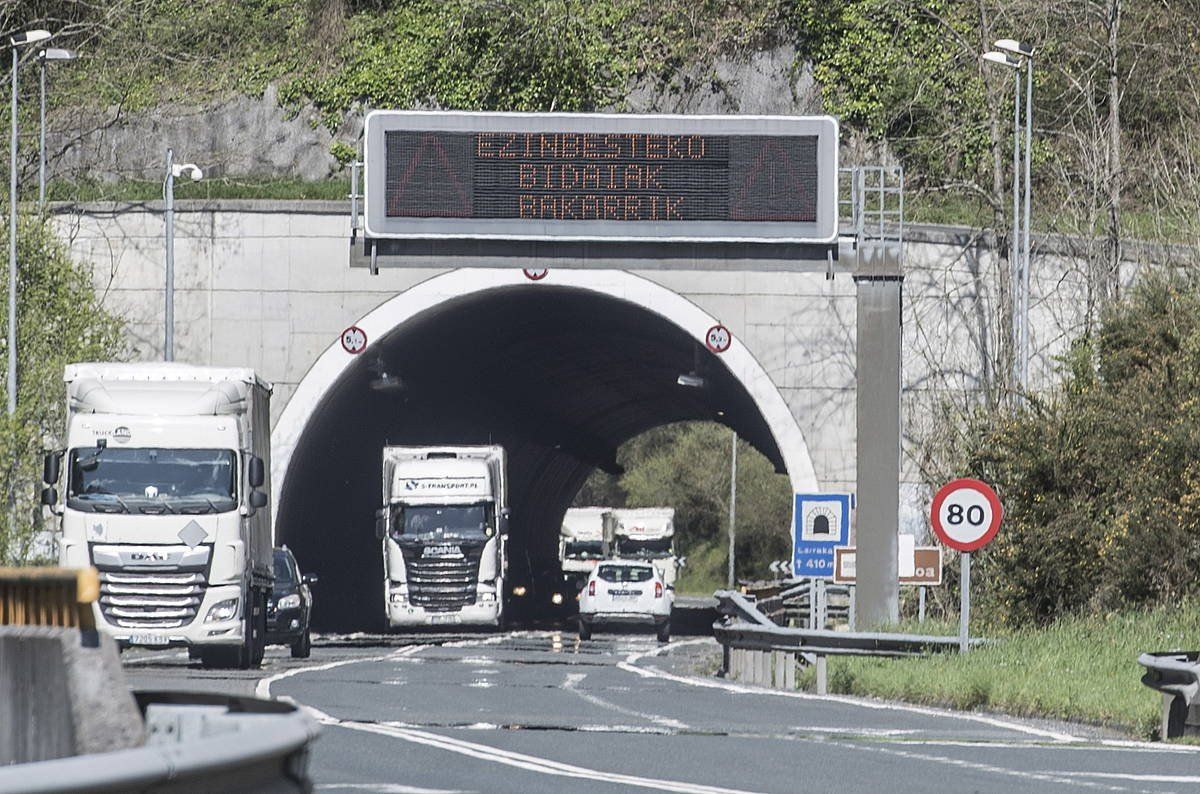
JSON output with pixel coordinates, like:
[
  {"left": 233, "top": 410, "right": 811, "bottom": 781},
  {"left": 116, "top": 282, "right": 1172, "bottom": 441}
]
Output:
[
  {"left": 1164, "top": 693, "right": 1188, "bottom": 740},
  {"left": 815, "top": 654, "right": 828, "bottom": 695},
  {"left": 848, "top": 586, "right": 856, "bottom": 631},
  {"left": 772, "top": 651, "right": 784, "bottom": 689},
  {"left": 757, "top": 650, "right": 769, "bottom": 685},
  {"left": 785, "top": 653, "right": 796, "bottom": 690}
]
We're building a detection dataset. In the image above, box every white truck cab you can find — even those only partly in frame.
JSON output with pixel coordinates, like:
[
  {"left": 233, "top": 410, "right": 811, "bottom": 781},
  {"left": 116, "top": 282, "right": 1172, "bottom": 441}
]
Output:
[
  {"left": 612, "top": 507, "right": 679, "bottom": 589},
  {"left": 46, "top": 363, "right": 273, "bottom": 669},
  {"left": 376, "top": 446, "right": 508, "bottom": 628}
]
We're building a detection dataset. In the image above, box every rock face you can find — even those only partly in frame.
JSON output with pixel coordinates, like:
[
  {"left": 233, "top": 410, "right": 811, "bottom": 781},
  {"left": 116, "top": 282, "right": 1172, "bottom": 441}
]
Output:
[{"left": 46, "top": 47, "right": 821, "bottom": 182}]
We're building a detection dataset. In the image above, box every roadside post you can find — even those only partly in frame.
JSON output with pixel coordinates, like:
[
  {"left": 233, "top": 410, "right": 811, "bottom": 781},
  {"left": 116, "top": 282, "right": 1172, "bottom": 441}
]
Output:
[{"left": 930, "top": 478, "right": 1003, "bottom": 653}]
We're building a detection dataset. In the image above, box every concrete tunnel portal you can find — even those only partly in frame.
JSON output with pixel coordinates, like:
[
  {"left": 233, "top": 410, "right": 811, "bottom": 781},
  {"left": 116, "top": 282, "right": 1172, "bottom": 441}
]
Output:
[{"left": 272, "top": 269, "right": 818, "bottom": 630}]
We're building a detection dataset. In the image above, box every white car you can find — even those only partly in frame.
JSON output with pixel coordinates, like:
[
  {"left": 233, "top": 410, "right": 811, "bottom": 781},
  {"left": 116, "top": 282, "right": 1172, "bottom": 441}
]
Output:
[{"left": 578, "top": 561, "right": 673, "bottom": 642}]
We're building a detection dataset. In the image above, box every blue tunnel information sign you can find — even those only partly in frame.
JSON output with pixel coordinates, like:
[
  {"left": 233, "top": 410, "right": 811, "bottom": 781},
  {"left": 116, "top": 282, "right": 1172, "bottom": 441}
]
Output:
[{"left": 792, "top": 493, "right": 853, "bottom": 579}]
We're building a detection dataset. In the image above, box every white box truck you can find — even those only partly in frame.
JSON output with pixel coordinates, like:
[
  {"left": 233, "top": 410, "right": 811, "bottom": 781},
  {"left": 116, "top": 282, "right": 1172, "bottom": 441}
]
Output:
[
  {"left": 558, "top": 507, "right": 615, "bottom": 598},
  {"left": 375, "top": 446, "right": 508, "bottom": 628},
  {"left": 612, "top": 507, "right": 679, "bottom": 589},
  {"left": 43, "top": 363, "right": 273, "bottom": 669}
]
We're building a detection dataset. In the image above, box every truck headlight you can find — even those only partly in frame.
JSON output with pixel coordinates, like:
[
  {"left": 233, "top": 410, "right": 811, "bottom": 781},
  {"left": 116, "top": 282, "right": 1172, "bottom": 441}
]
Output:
[
  {"left": 204, "top": 598, "right": 239, "bottom": 623},
  {"left": 277, "top": 594, "right": 301, "bottom": 610},
  {"left": 390, "top": 593, "right": 407, "bottom": 604},
  {"left": 479, "top": 591, "right": 496, "bottom": 602}
]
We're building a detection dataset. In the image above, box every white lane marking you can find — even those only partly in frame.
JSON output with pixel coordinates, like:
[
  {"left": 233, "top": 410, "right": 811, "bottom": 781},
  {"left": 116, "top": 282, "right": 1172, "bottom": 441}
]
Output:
[
  {"left": 316, "top": 785, "right": 473, "bottom": 793},
  {"left": 1047, "top": 773, "right": 1200, "bottom": 784},
  {"left": 122, "top": 650, "right": 189, "bottom": 665},
  {"left": 865, "top": 739, "right": 1200, "bottom": 755},
  {"left": 255, "top": 645, "right": 425, "bottom": 699},
  {"left": 562, "top": 672, "right": 689, "bottom": 730},
  {"left": 819, "top": 737, "right": 1172, "bottom": 794},
  {"left": 619, "top": 640, "right": 1081, "bottom": 743},
  {"left": 307, "top": 709, "right": 766, "bottom": 794}
]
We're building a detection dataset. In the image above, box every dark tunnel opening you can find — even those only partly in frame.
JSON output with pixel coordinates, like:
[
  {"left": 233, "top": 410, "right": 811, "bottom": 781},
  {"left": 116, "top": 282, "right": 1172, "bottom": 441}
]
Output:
[{"left": 275, "top": 285, "right": 787, "bottom": 631}]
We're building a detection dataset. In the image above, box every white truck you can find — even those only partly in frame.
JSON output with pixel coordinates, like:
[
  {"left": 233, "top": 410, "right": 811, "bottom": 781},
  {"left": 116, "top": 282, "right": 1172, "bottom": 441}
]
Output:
[
  {"left": 375, "top": 446, "right": 508, "bottom": 628},
  {"left": 44, "top": 363, "right": 273, "bottom": 669},
  {"left": 558, "top": 507, "right": 615, "bottom": 599},
  {"left": 612, "top": 507, "right": 679, "bottom": 590}
]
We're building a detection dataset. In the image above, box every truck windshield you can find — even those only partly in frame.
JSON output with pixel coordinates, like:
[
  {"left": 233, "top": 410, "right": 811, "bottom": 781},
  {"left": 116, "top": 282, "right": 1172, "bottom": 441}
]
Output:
[
  {"left": 564, "top": 540, "right": 605, "bottom": 560},
  {"left": 67, "top": 447, "right": 237, "bottom": 514},
  {"left": 615, "top": 537, "right": 673, "bottom": 557},
  {"left": 390, "top": 504, "right": 493, "bottom": 539}
]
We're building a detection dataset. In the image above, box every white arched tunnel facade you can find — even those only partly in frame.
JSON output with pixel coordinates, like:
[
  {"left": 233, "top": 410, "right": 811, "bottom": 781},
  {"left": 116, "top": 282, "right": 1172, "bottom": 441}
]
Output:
[{"left": 271, "top": 268, "right": 818, "bottom": 628}]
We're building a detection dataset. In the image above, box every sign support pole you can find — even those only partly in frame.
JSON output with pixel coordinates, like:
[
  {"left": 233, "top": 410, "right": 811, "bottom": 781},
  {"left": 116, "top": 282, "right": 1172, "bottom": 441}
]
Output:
[{"left": 959, "top": 552, "right": 970, "bottom": 653}]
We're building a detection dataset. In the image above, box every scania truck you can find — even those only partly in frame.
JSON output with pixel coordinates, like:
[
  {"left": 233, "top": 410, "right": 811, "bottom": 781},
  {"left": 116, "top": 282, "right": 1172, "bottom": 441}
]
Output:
[
  {"left": 612, "top": 507, "right": 679, "bottom": 589},
  {"left": 558, "top": 507, "right": 615, "bottom": 598},
  {"left": 375, "top": 446, "right": 508, "bottom": 628},
  {"left": 44, "top": 363, "right": 273, "bottom": 669}
]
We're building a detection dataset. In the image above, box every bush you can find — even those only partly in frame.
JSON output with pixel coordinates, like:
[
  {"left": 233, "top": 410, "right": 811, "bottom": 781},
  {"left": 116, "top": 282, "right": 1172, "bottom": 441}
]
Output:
[{"left": 963, "top": 273, "right": 1200, "bottom": 625}]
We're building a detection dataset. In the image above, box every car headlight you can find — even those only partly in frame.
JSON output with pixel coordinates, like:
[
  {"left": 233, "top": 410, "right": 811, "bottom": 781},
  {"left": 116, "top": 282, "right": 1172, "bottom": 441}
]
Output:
[
  {"left": 204, "top": 598, "right": 239, "bottom": 623},
  {"left": 277, "top": 594, "right": 301, "bottom": 610}
]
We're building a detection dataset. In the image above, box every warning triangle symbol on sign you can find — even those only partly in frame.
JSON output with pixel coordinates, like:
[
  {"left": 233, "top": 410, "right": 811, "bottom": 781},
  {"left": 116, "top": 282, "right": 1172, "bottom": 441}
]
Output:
[
  {"left": 388, "top": 132, "right": 472, "bottom": 218},
  {"left": 729, "top": 139, "right": 816, "bottom": 222}
]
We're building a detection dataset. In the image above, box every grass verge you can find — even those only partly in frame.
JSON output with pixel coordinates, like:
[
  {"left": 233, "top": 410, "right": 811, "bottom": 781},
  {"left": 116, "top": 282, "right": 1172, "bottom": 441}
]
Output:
[{"left": 797, "top": 602, "right": 1200, "bottom": 739}]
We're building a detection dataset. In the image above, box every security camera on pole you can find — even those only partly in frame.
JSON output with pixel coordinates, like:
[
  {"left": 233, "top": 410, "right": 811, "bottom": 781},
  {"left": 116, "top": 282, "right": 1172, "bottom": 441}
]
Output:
[{"left": 930, "top": 478, "right": 1003, "bottom": 652}]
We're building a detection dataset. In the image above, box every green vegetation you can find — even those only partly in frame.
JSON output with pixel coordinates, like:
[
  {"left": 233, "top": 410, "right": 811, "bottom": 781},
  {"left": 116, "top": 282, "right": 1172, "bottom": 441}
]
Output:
[
  {"left": 800, "top": 601, "right": 1199, "bottom": 739},
  {"left": 573, "top": 422, "right": 792, "bottom": 595},
  {"left": 45, "top": 177, "right": 351, "bottom": 203},
  {"left": 0, "top": 213, "right": 123, "bottom": 564}
]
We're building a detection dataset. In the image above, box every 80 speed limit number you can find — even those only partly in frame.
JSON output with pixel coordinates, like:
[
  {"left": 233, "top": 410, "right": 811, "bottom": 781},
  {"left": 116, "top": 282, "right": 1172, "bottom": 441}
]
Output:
[{"left": 930, "top": 477, "right": 1003, "bottom": 553}]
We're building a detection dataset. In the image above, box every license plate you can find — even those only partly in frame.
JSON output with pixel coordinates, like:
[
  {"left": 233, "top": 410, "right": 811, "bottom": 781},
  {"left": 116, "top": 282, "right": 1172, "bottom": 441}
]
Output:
[
  {"left": 430, "top": 614, "right": 460, "bottom": 624},
  {"left": 128, "top": 633, "right": 169, "bottom": 646},
  {"left": 612, "top": 590, "right": 641, "bottom": 599}
]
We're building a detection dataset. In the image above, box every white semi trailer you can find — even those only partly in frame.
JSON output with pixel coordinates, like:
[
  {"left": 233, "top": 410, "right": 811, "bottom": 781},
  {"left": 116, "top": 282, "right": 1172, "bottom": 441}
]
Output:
[
  {"left": 612, "top": 507, "right": 679, "bottom": 589},
  {"left": 376, "top": 446, "right": 508, "bottom": 628},
  {"left": 45, "top": 363, "right": 273, "bottom": 669},
  {"left": 558, "top": 507, "right": 615, "bottom": 597}
]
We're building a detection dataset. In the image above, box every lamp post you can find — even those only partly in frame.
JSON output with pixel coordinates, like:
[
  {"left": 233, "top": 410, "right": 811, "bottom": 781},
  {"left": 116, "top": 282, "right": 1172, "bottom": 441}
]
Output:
[
  {"left": 983, "top": 42, "right": 1034, "bottom": 391},
  {"left": 7, "top": 29, "right": 51, "bottom": 415},
  {"left": 37, "top": 48, "right": 77, "bottom": 207},
  {"left": 995, "top": 40, "right": 1035, "bottom": 387},
  {"left": 984, "top": 48, "right": 1022, "bottom": 391},
  {"left": 163, "top": 149, "right": 202, "bottom": 362}
]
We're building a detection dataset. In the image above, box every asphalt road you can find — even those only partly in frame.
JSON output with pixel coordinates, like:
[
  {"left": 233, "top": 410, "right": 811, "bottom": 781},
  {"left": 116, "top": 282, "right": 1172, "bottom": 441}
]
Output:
[{"left": 123, "top": 632, "right": 1200, "bottom": 794}]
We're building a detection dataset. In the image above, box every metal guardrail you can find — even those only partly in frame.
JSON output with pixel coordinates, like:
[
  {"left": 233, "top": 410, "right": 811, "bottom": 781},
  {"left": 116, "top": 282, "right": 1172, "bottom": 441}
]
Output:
[
  {"left": 0, "top": 567, "right": 98, "bottom": 629},
  {"left": 0, "top": 690, "right": 318, "bottom": 793},
  {"left": 1138, "top": 651, "right": 1200, "bottom": 739},
  {"left": 714, "top": 590, "right": 974, "bottom": 694}
]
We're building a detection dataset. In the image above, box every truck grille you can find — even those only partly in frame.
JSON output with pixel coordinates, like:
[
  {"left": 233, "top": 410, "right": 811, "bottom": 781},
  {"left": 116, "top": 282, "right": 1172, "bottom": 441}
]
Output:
[
  {"left": 98, "top": 571, "right": 206, "bottom": 628},
  {"left": 400, "top": 543, "right": 485, "bottom": 612}
]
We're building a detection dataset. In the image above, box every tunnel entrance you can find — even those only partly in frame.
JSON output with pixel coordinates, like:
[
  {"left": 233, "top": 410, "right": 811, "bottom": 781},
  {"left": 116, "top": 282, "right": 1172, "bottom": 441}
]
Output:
[{"left": 273, "top": 269, "right": 817, "bottom": 630}]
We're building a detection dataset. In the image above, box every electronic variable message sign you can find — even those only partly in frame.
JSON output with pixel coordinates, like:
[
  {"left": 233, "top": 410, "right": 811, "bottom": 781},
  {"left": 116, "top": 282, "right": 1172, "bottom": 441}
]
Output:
[{"left": 363, "top": 112, "right": 838, "bottom": 244}]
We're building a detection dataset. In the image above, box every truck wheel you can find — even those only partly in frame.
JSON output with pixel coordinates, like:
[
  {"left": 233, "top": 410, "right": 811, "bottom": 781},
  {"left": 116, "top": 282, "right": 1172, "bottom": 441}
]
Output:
[
  {"left": 291, "top": 629, "right": 311, "bottom": 659},
  {"left": 656, "top": 620, "right": 671, "bottom": 643},
  {"left": 578, "top": 619, "right": 592, "bottom": 641}
]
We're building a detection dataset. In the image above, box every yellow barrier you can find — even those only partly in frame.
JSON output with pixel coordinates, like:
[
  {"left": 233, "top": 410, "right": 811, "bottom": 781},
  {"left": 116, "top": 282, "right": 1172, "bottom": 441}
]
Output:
[{"left": 0, "top": 567, "right": 98, "bottom": 629}]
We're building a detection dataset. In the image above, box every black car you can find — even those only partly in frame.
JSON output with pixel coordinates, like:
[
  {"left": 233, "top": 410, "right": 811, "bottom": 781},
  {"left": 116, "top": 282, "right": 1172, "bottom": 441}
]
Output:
[{"left": 267, "top": 546, "right": 316, "bottom": 657}]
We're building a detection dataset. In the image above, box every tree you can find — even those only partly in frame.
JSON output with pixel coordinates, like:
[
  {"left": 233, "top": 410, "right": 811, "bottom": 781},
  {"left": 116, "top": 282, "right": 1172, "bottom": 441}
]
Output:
[{"left": 0, "top": 213, "right": 123, "bottom": 563}]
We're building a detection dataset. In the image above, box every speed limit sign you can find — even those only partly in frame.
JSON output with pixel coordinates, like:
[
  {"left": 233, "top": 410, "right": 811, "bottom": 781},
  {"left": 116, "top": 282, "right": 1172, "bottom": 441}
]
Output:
[{"left": 930, "top": 478, "right": 1003, "bottom": 552}]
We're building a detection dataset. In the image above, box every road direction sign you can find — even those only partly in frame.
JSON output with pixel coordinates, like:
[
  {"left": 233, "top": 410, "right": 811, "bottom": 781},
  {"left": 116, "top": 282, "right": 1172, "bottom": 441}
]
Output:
[
  {"left": 792, "top": 493, "right": 853, "bottom": 579},
  {"left": 769, "top": 560, "right": 790, "bottom": 576},
  {"left": 833, "top": 546, "right": 943, "bottom": 585},
  {"left": 341, "top": 325, "right": 368, "bottom": 355},
  {"left": 930, "top": 478, "right": 1003, "bottom": 552},
  {"left": 706, "top": 324, "right": 732, "bottom": 353}
]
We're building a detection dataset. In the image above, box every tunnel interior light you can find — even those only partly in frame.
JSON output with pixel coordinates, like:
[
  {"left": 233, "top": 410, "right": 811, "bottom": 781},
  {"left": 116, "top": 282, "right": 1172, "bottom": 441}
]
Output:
[{"left": 676, "top": 372, "right": 706, "bottom": 389}]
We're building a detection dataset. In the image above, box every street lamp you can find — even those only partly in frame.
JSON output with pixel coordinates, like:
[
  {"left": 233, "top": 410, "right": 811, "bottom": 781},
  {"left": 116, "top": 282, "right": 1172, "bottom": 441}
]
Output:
[
  {"left": 984, "top": 40, "right": 1035, "bottom": 391},
  {"left": 163, "top": 148, "right": 202, "bottom": 362},
  {"left": 7, "top": 28, "right": 51, "bottom": 415},
  {"left": 38, "top": 48, "right": 77, "bottom": 207},
  {"left": 982, "top": 49, "right": 1023, "bottom": 391},
  {"left": 994, "top": 40, "right": 1035, "bottom": 388}
]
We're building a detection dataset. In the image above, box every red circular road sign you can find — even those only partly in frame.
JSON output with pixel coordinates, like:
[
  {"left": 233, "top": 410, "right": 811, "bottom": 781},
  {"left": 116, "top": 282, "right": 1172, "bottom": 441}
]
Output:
[
  {"left": 705, "top": 324, "right": 732, "bottom": 353},
  {"left": 340, "top": 325, "right": 368, "bottom": 355},
  {"left": 523, "top": 268, "right": 549, "bottom": 281},
  {"left": 930, "top": 478, "right": 1003, "bottom": 553}
]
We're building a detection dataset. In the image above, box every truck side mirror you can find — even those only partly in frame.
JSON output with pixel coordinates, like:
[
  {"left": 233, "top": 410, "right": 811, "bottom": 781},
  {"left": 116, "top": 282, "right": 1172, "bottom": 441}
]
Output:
[
  {"left": 249, "top": 490, "right": 268, "bottom": 509},
  {"left": 43, "top": 451, "right": 61, "bottom": 485},
  {"left": 375, "top": 507, "right": 389, "bottom": 540},
  {"left": 40, "top": 487, "right": 57, "bottom": 506},
  {"left": 248, "top": 455, "right": 265, "bottom": 489}
]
